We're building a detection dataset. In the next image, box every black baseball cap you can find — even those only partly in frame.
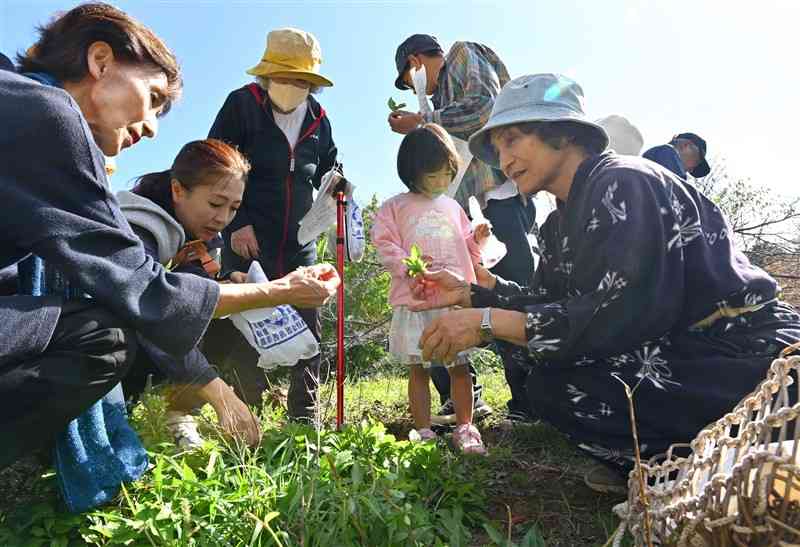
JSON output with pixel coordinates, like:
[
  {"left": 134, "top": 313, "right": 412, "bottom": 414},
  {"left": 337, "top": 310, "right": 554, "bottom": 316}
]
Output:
[
  {"left": 394, "top": 34, "right": 443, "bottom": 90},
  {"left": 673, "top": 132, "right": 710, "bottom": 177}
]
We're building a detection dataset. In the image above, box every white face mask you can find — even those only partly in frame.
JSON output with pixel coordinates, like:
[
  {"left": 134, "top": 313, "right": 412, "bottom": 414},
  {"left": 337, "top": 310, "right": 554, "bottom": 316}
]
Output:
[
  {"left": 410, "top": 65, "right": 433, "bottom": 116},
  {"left": 410, "top": 64, "right": 428, "bottom": 97},
  {"left": 267, "top": 80, "right": 310, "bottom": 113}
]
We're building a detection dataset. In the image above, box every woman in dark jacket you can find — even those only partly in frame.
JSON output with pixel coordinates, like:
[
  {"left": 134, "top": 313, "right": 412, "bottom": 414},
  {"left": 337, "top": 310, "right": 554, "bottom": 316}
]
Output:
[
  {"left": 207, "top": 28, "right": 338, "bottom": 420},
  {"left": 0, "top": 5, "right": 339, "bottom": 469},
  {"left": 412, "top": 73, "right": 800, "bottom": 494}
]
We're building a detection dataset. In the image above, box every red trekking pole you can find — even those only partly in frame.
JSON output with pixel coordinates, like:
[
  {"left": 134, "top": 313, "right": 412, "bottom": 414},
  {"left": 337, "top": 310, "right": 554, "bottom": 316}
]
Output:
[{"left": 335, "top": 189, "right": 346, "bottom": 430}]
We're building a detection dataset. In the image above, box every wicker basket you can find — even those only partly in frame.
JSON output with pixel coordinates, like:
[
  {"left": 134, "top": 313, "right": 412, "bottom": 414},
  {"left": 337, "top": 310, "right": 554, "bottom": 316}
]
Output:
[{"left": 614, "top": 352, "right": 800, "bottom": 546}]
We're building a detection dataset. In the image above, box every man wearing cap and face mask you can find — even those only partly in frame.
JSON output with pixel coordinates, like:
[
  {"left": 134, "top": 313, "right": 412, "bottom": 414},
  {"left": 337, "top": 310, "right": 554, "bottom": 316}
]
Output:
[
  {"left": 409, "top": 73, "right": 800, "bottom": 494},
  {"left": 206, "top": 28, "right": 338, "bottom": 422},
  {"left": 388, "top": 35, "right": 539, "bottom": 426},
  {"left": 643, "top": 132, "right": 712, "bottom": 179}
]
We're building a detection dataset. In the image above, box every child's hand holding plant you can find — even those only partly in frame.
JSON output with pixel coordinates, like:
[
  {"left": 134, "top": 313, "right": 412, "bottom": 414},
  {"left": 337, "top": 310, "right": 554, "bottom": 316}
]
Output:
[{"left": 402, "top": 244, "right": 429, "bottom": 278}]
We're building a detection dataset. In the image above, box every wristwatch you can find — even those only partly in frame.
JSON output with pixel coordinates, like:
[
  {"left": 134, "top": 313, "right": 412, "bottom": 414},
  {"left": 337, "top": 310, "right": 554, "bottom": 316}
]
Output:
[{"left": 479, "top": 307, "right": 494, "bottom": 342}]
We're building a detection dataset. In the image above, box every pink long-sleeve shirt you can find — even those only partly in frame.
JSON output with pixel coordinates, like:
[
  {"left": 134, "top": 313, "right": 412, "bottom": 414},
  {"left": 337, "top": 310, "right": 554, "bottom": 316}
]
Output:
[{"left": 371, "top": 192, "right": 481, "bottom": 307}]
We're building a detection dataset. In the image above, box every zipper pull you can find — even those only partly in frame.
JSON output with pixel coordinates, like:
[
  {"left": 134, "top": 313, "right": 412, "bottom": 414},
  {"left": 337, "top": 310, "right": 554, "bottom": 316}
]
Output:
[{"left": 289, "top": 156, "right": 295, "bottom": 173}]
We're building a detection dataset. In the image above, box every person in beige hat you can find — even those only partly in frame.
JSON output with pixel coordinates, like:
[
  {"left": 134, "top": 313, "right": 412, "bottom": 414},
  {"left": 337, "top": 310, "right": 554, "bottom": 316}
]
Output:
[
  {"left": 407, "top": 73, "right": 800, "bottom": 495},
  {"left": 205, "top": 28, "right": 339, "bottom": 423},
  {"left": 596, "top": 114, "right": 644, "bottom": 156}
]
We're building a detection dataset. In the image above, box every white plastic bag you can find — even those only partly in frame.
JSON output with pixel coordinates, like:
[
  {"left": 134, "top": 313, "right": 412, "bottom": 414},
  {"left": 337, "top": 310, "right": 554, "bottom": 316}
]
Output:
[
  {"left": 327, "top": 197, "right": 365, "bottom": 262},
  {"left": 297, "top": 168, "right": 347, "bottom": 246},
  {"left": 230, "top": 262, "right": 319, "bottom": 370},
  {"left": 468, "top": 196, "right": 507, "bottom": 269},
  {"left": 411, "top": 66, "right": 474, "bottom": 198},
  {"left": 297, "top": 167, "right": 364, "bottom": 262}
]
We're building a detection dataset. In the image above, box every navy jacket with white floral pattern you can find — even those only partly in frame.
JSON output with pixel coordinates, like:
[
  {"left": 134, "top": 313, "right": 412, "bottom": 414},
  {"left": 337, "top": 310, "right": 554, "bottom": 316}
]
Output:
[{"left": 472, "top": 152, "right": 778, "bottom": 363}]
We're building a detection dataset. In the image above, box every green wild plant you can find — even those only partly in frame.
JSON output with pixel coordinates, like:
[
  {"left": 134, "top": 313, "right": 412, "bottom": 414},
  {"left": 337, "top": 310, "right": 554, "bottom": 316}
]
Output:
[
  {"left": 387, "top": 97, "right": 407, "bottom": 112},
  {"left": 0, "top": 407, "right": 485, "bottom": 547},
  {"left": 402, "top": 244, "right": 428, "bottom": 278}
]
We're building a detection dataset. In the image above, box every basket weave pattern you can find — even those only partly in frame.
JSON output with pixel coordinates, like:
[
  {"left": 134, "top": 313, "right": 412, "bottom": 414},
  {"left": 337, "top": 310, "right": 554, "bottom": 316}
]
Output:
[{"left": 615, "top": 354, "right": 800, "bottom": 546}]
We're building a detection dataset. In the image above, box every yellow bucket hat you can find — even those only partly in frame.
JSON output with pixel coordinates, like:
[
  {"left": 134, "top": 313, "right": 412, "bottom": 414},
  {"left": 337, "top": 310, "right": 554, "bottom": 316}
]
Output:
[{"left": 247, "top": 28, "right": 333, "bottom": 87}]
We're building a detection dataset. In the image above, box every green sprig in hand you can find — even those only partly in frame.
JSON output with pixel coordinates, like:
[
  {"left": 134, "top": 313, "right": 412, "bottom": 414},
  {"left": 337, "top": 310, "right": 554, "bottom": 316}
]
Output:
[
  {"left": 388, "top": 97, "right": 407, "bottom": 112},
  {"left": 402, "top": 244, "right": 428, "bottom": 278}
]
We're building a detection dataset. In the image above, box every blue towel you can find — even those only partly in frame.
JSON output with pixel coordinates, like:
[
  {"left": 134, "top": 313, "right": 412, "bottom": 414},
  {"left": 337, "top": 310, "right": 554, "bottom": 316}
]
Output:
[
  {"left": 18, "top": 255, "right": 149, "bottom": 513},
  {"left": 53, "top": 384, "right": 149, "bottom": 513}
]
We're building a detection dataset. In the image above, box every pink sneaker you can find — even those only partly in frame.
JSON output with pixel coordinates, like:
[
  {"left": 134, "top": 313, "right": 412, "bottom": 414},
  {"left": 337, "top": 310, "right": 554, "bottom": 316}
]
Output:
[
  {"left": 409, "top": 428, "right": 438, "bottom": 442},
  {"left": 452, "top": 423, "right": 487, "bottom": 455}
]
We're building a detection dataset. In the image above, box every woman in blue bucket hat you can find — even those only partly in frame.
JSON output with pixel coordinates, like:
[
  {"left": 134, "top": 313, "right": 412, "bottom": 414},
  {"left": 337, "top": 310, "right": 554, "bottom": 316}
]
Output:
[{"left": 410, "top": 73, "right": 800, "bottom": 493}]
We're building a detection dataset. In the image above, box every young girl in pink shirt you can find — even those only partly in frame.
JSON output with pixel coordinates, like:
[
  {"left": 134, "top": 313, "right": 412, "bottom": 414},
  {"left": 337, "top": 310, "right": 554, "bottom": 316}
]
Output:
[{"left": 372, "top": 124, "right": 490, "bottom": 454}]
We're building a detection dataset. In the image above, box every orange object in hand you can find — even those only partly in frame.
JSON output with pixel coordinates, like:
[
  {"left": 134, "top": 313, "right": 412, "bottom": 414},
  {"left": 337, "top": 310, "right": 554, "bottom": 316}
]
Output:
[{"left": 171, "top": 240, "right": 221, "bottom": 277}]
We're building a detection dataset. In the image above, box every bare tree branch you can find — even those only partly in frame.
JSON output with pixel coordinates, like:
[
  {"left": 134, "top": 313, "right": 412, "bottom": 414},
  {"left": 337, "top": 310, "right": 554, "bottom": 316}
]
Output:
[{"left": 735, "top": 212, "right": 800, "bottom": 234}]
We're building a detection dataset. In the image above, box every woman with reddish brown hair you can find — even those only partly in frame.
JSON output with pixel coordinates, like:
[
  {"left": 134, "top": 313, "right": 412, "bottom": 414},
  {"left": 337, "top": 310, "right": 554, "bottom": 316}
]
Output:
[
  {"left": 0, "top": 4, "right": 339, "bottom": 468},
  {"left": 118, "top": 138, "right": 262, "bottom": 448}
]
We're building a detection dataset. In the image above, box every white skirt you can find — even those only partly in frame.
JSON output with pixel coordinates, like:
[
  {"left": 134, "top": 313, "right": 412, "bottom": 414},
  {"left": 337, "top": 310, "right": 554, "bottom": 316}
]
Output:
[{"left": 389, "top": 305, "right": 473, "bottom": 367}]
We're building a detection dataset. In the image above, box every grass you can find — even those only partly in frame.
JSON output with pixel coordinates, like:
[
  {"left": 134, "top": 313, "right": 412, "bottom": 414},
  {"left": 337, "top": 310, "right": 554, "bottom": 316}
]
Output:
[{"left": 0, "top": 351, "right": 634, "bottom": 546}]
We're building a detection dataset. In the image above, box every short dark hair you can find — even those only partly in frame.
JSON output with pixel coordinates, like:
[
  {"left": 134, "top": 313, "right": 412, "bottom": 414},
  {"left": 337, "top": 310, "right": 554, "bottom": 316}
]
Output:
[
  {"left": 17, "top": 3, "right": 181, "bottom": 114},
  {"left": 397, "top": 123, "right": 460, "bottom": 193},
  {"left": 516, "top": 121, "right": 607, "bottom": 155}
]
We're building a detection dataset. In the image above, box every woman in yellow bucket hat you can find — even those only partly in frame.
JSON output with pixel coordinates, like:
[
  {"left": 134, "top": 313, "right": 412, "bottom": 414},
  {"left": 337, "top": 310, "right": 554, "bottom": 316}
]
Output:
[
  {"left": 206, "top": 28, "right": 338, "bottom": 422},
  {"left": 246, "top": 27, "right": 333, "bottom": 89}
]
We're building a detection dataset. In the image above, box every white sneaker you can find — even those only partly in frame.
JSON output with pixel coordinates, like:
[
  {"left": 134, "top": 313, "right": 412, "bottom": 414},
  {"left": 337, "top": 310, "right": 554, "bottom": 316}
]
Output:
[
  {"left": 166, "top": 411, "right": 204, "bottom": 450},
  {"left": 408, "top": 428, "right": 438, "bottom": 442}
]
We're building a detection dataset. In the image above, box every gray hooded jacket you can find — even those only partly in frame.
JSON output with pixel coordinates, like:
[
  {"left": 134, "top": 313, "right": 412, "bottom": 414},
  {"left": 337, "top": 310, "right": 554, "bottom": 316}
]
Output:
[{"left": 116, "top": 191, "right": 185, "bottom": 265}]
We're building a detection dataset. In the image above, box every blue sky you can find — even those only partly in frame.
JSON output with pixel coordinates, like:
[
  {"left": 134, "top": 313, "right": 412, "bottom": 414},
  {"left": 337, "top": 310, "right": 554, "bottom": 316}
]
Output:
[{"left": 2, "top": 0, "right": 798, "bottom": 204}]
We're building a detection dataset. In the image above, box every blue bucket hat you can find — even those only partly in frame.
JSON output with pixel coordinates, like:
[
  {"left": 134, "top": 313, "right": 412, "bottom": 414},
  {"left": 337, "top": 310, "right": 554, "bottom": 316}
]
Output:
[{"left": 468, "top": 73, "right": 609, "bottom": 168}]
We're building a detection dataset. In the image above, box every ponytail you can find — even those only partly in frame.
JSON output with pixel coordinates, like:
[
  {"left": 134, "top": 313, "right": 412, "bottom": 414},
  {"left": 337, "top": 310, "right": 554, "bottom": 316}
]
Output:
[{"left": 131, "top": 169, "right": 175, "bottom": 214}]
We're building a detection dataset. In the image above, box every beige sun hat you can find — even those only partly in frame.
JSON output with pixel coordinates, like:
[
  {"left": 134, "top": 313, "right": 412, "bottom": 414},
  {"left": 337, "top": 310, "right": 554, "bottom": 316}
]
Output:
[
  {"left": 247, "top": 28, "right": 333, "bottom": 87},
  {"left": 596, "top": 115, "right": 644, "bottom": 156}
]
